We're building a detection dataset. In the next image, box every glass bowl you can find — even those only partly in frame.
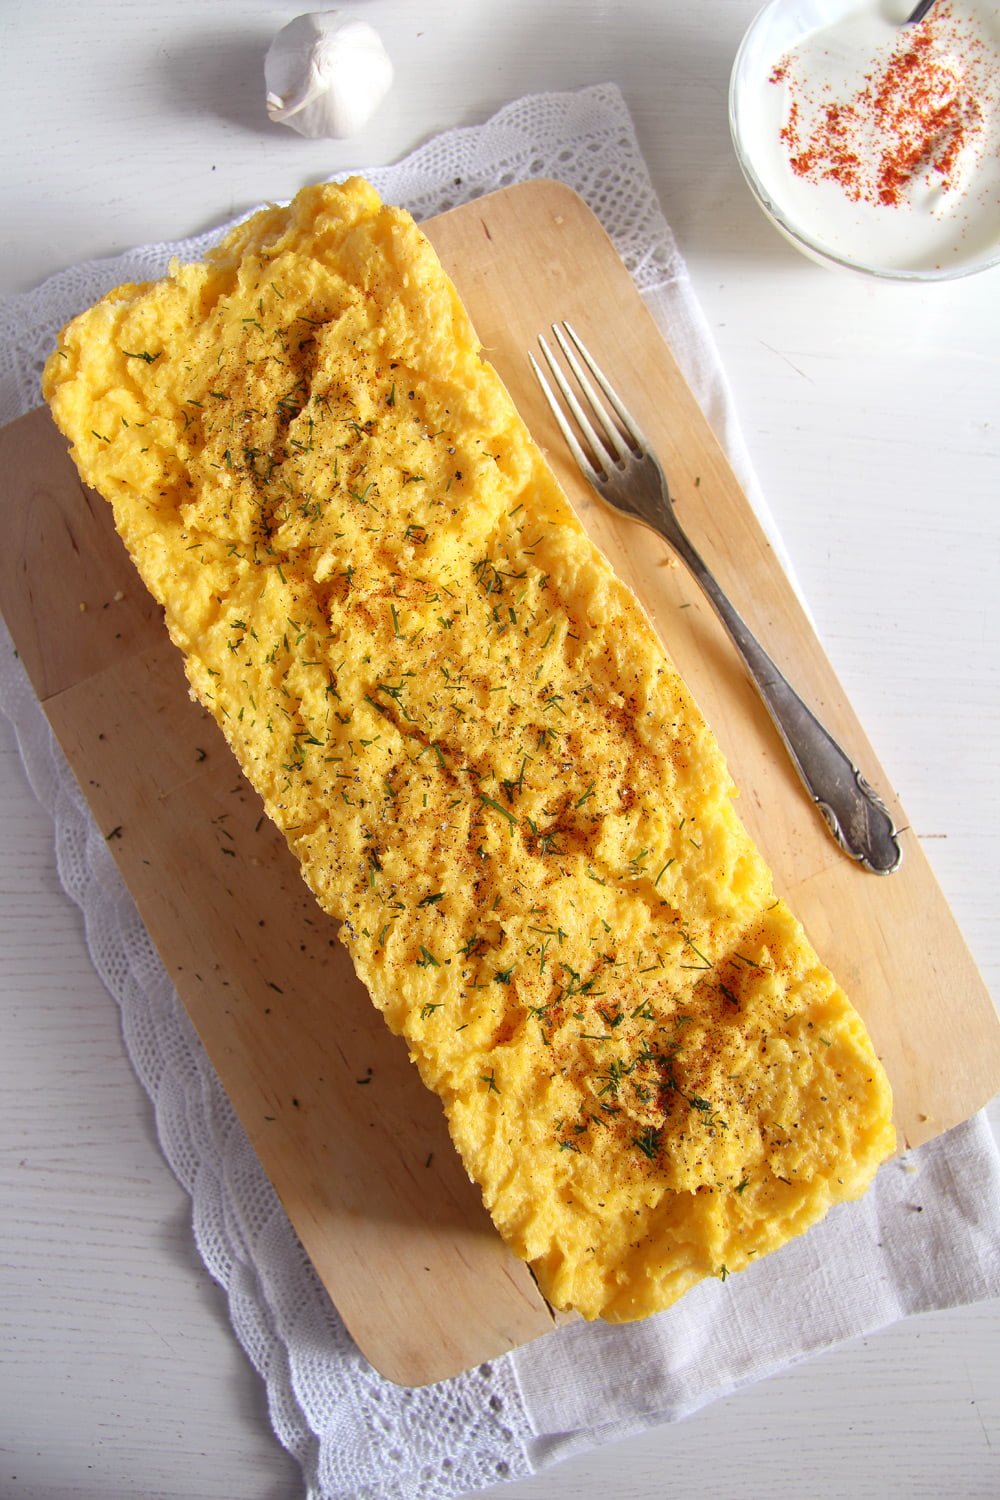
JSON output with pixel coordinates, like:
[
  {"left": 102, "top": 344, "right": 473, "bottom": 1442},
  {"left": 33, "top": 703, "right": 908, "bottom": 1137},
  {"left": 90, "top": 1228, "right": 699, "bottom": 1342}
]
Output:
[{"left": 728, "top": 0, "right": 1000, "bottom": 282}]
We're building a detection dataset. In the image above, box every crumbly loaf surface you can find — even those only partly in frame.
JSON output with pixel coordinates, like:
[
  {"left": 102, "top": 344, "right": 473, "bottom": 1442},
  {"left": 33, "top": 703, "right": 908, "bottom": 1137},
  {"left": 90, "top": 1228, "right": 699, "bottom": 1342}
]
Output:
[{"left": 42, "top": 177, "right": 895, "bottom": 1321}]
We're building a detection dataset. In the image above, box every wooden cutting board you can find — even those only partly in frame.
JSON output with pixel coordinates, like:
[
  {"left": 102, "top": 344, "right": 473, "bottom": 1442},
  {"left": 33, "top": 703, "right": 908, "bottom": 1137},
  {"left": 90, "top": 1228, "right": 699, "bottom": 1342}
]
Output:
[{"left": 2, "top": 180, "right": 998, "bottom": 1386}]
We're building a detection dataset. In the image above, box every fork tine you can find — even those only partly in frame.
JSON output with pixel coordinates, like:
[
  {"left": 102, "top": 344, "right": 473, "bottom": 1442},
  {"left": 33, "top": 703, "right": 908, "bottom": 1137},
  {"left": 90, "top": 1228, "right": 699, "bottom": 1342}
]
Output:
[
  {"left": 559, "top": 322, "right": 651, "bottom": 454},
  {"left": 529, "top": 340, "right": 605, "bottom": 486},
  {"left": 549, "top": 323, "right": 632, "bottom": 463}
]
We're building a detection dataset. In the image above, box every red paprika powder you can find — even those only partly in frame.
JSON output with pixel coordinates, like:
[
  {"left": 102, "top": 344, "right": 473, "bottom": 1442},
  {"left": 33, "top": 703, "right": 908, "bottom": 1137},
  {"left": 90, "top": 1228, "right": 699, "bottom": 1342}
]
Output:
[{"left": 772, "top": 1, "right": 989, "bottom": 209}]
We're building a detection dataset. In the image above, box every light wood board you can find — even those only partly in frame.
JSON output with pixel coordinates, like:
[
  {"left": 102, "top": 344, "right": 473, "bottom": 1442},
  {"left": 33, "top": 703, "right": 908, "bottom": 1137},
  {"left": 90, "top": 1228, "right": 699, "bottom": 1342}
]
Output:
[{"left": 1, "top": 180, "right": 997, "bottom": 1386}]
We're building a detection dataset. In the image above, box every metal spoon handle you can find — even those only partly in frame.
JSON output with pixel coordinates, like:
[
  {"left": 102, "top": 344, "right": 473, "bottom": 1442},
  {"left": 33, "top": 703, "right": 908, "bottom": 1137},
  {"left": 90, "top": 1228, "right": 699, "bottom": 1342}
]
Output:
[{"left": 907, "top": 0, "right": 937, "bottom": 24}]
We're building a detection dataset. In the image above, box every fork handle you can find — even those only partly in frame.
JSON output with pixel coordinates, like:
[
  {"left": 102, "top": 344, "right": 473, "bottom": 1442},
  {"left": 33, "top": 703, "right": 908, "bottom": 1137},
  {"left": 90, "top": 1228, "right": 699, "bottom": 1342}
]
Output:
[{"left": 667, "top": 526, "right": 901, "bottom": 874}]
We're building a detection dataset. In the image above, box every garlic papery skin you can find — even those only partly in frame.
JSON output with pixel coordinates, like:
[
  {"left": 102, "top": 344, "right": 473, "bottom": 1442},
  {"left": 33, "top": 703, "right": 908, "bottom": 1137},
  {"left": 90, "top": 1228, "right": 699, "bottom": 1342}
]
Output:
[{"left": 265, "top": 12, "right": 394, "bottom": 139}]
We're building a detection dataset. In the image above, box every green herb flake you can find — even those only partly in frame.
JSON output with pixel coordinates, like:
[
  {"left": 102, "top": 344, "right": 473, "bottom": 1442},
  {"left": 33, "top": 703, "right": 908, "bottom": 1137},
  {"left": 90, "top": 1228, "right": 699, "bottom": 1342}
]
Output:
[
  {"left": 632, "top": 1126, "right": 662, "bottom": 1161},
  {"left": 478, "top": 792, "right": 518, "bottom": 831}
]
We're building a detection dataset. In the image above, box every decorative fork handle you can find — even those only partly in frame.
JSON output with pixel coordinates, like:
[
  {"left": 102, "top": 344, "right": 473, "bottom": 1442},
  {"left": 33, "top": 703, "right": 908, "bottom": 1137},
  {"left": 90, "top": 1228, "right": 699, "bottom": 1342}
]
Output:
[{"left": 664, "top": 522, "right": 902, "bottom": 874}]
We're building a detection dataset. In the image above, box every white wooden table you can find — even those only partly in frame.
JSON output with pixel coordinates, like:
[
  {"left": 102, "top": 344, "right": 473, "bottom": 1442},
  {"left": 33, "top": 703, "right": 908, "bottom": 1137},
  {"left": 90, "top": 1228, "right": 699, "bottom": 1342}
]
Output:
[{"left": 2, "top": 2, "right": 997, "bottom": 1497}]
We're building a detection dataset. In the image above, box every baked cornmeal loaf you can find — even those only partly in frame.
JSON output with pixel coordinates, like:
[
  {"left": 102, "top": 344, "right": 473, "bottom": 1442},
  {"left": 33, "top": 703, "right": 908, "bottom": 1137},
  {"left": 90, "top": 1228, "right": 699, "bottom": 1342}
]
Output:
[{"left": 42, "top": 177, "right": 895, "bottom": 1322}]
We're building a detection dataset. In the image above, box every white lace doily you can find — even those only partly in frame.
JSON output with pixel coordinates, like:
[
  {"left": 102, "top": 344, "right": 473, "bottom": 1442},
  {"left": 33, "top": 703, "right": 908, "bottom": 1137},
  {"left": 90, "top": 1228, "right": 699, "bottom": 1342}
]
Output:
[{"left": 2, "top": 83, "right": 998, "bottom": 1500}]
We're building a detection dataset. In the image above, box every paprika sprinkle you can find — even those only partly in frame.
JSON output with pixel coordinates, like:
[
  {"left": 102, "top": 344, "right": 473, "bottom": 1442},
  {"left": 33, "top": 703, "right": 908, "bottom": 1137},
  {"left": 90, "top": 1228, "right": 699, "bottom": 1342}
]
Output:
[
  {"left": 731, "top": 0, "right": 1000, "bottom": 273},
  {"left": 774, "top": 1, "right": 990, "bottom": 210}
]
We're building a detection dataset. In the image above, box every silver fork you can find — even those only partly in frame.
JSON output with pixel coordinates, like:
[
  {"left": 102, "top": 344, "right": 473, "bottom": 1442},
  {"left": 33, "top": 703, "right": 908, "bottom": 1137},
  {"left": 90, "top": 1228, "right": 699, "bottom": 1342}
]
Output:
[{"left": 530, "top": 322, "right": 901, "bottom": 875}]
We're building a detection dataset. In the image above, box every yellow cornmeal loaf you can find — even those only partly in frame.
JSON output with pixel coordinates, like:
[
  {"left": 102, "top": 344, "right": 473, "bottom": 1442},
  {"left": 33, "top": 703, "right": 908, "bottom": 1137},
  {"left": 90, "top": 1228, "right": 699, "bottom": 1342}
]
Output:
[{"left": 42, "top": 177, "right": 895, "bottom": 1322}]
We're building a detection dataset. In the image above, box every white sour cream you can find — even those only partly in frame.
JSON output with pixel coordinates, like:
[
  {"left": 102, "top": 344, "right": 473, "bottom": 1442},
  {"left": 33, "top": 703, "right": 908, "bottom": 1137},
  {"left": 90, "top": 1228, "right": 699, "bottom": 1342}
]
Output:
[{"left": 732, "top": 0, "right": 1000, "bottom": 276}]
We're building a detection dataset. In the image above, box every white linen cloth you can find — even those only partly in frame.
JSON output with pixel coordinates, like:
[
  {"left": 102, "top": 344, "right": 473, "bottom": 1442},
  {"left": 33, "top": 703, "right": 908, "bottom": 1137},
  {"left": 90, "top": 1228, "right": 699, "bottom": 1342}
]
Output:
[{"left": 1, "top": 82, "right": 997, "bottom": 1500}]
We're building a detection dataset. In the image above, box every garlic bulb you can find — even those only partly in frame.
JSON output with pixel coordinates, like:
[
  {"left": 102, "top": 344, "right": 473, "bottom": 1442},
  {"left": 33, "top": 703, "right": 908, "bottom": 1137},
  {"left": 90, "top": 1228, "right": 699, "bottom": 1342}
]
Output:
[{"left": 265, "top": 12, "right": 393, "bottom": 140}]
